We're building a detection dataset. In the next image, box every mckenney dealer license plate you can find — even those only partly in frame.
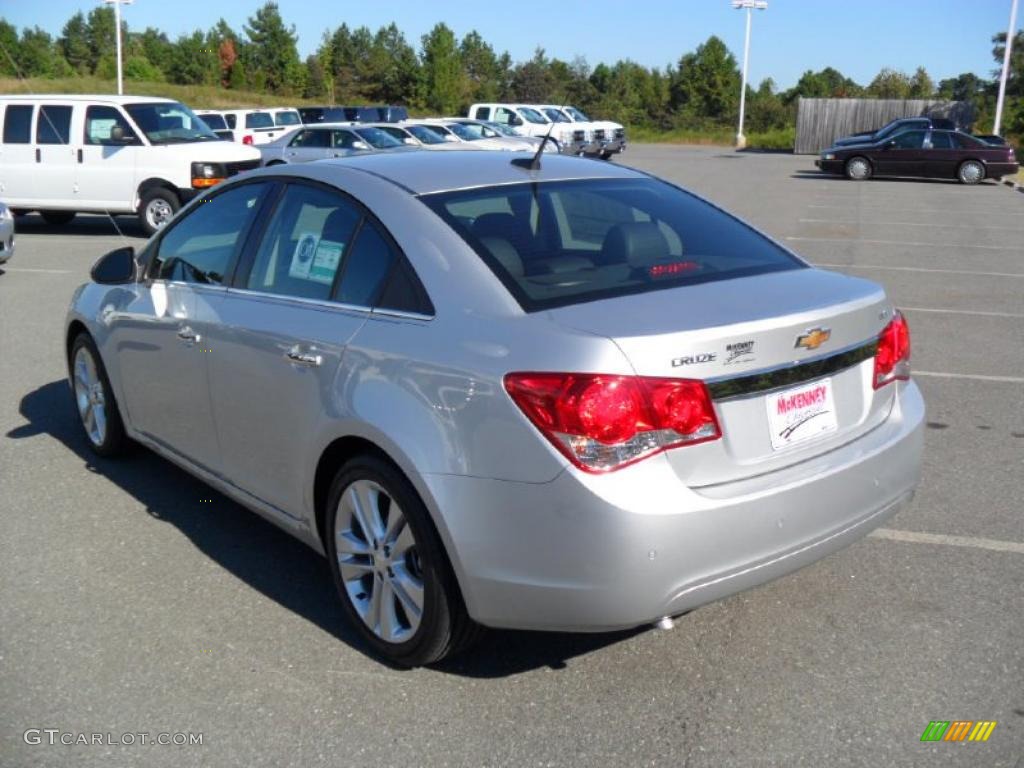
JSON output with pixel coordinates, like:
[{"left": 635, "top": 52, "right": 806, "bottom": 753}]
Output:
[{"left": 766, "top": 378, "right": 838, "bottom": 450}]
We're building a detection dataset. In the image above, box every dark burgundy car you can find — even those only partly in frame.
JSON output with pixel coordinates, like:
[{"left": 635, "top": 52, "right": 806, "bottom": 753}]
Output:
[{"left": 816, "top": 129, "right": 1018, "bottom": 184}]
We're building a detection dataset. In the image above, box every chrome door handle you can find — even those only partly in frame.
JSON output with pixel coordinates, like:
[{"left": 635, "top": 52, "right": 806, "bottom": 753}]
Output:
[
  {"left": 177, "top": 326, "right": 200, "bottom": 344},
  {"left": 285, "top": 346, "right": 322, "bottom": 367}
]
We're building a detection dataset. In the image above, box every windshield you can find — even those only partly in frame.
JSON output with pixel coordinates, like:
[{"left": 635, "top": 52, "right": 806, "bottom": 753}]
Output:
[
  {"left": 566, "top": 107, "right": 590, "bottom": 122},
  {"left": 406, "top": 125, "right": 446, "bottom": 144},
  {"left": 543, "top": 108, "right": 570, "bottom": 123},
  {"left": 354, "top": 127, "right": 403, "bottom": 149},
  {"left": 275, "top": 111, "right": 301, "bottom": 126},
  {"left": 198, "top": 113, "right": 227, "bottom": 130},
  {"left": 519, "top": 108, "right": 549, "bottom": 125},
  {"left": 421, "top": 178, "right": 803, "bottom": 312},
  {"left": 124, "top": 102, "right": 218, "bottom": 144}
]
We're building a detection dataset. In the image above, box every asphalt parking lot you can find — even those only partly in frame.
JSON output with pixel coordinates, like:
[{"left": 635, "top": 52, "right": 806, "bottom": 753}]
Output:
[{"left": 1, "top": 145, "right": 1021, "bottom": 767}]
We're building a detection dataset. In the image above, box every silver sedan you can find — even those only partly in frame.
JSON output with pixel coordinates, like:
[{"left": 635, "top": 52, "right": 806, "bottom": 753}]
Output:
[
  {"left": 0, "top": 202, "right": 14, "bottom": 265},
  {"left": 258, "top": 124, "right": 411, "bottom": 166},
  {"left": 64, "top": 152, "right": 924, "bottom": 666}
]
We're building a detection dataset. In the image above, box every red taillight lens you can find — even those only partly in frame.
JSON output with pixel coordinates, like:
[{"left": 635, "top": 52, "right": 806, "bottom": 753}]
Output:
[
  {"left": 505, "top": 372, "right": 721, "bottom": 472},
  {"left": 242, "top": 134, "right": 254, "bottom": 145},
  {"left": 873, "top": 310, "right": 911, "bottom": 389}
]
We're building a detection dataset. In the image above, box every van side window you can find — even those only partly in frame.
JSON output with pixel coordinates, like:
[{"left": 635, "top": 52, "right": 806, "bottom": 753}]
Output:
[
  {"left": 84, "top": 106, "right": 135, "bottom": 145},
  {"left": 36, "top": 105, "right": 73, "bottom": 145},
  {"left": 224, "top": 114, "right": 237, "bottom": 129},
  {"left": 2, "top": 105, "right": 33, "bottom": 143},
  {"left": 475, "top": 107, "right": 491, "bottom": 120}
]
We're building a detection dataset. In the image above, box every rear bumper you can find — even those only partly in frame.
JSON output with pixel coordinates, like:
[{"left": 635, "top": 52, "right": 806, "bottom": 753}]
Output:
[
  {"left": 425, "top": 381, "right": 924, "bottom": 632},
  {"left": 985, "top": 161, "right": 1019, "bottom": 178}
]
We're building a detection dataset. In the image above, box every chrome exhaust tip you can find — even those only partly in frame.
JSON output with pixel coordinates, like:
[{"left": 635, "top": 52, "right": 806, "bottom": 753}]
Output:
[{"left": 654, "top": 616, "right": 675, "bottom": 631}]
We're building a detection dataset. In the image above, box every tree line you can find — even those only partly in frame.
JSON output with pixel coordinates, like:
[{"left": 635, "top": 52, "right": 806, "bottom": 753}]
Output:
[{"left": 1, "top": 2, "right": 1021, "bottom": 137}]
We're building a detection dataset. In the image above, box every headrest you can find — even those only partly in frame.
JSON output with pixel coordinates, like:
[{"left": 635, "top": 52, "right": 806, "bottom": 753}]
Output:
[
  {"left": 479, "top": 236, "right": 524, "bottom": 277},
  {"left": 600, "top": 222, "right": 670, "bottom": 267}
]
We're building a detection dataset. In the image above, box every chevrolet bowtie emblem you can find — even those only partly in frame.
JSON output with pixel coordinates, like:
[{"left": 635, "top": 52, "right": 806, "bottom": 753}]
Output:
[{"left": 795, "top": 327, "right": 831, "bottom": 351}]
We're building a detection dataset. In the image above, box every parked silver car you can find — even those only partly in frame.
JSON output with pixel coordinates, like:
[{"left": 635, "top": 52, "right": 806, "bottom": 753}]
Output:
[
  {"left": 259, "top": 124, "right": 409, "bottom": 166},
  {"left": 65, "top": 152, "right": 924, "bottom": 666},
  {"left": 0, "top": 201, "right": 14, "bottom": 264}
]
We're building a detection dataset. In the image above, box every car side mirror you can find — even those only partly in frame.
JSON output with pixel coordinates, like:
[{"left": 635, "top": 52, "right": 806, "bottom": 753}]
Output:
[
  {"left": 352, "top": 141, "right": 370, "bottom": 150},
  {"left": 510, "top": 115, "right": 523, "bottom": 126},
  {"left": 109, "top": 124, "right": 137, "bottom": 144},
  {"left": 403, "top": 137, "right": 418, "bottom": 146},
  {"left": 91, "top": 246, "right": 136, "bottom": 284}
]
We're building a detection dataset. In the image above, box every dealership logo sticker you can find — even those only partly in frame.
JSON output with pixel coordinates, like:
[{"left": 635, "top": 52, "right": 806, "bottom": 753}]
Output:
[
  {"left": 920, "top": 720, "right": 997, "bottom": 742},
  {"left": 794, "top": 327, "right": 831, "bottom": 351},
  {"left": 724, "top": 340, "right": 755, "bottom": 364},
  {"left": 671, "top": 352, "right": 716, "bottom": 367}
]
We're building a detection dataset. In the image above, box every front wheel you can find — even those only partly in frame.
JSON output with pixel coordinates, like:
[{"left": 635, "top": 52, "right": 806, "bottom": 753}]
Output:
[
  {"left": 41, "top": 210, "right": 77, "bottom": 225},
  {"left": 845, "top": 156, "right": 872, "bottom": 181},
  {"left": 70, "top": 333, "right": 128, "bottom": 457},
  {"left": 958, "top": 160, "right": 985, "bottom": 185},
  {"left": 138, "top": 187, "right": 180, "bottom": 236},
  {"left": 325, "top": 455, "right": 479, "bottom": 666}
]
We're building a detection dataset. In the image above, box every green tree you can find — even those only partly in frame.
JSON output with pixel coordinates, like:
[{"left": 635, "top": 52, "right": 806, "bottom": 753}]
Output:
[
  {"left": 58, "top": 12, "right": 91, "bottom": 75},
  {"left": 17, "top": 27, "right": 56, "bottom": 78},
  {"left": 124, "top": 55, "right": 163, "bottom": 81},
  {"left": 907, "top": 66, "right": 935, "bottom": 99},
  {"left": 460, "top": 31, "right": 507, "bottom": 104},
  {"left": 867, "top": 67, "right": 912, "bottom": 99},
  {"left": 85, "top": 6, "right": 121, "bottom": 71},
  {"left": 785, "top": 67, "right": 861, "bottom": 102},
  {"left": 315, "top": 31, "right": 334, "bottom": 101},
  {"left": 511, "top": 47, "right": 555, "bottom": 103},
  {"left": 0, "top": 20, "right": 21, "bottom": 76},
  {"left": 168, "top": 30, "right": 215, "bottom": 85},
  {"left": 244, "top": 1, "right": 304, "bottom": 95},
  {"left": 992, "top": 29, "right": 1024, "bottom": 97},
  {"left": 372, "top": 23, "right": 419, "bottom": 104},
  {"left": 229, "top": 59, "right": 248, "bottom": 90},
  {"left": 670, "top": 36, "right": 741, "bottom": 124},
  {"left": 747, "top": 78, "right": 791, "bottom": 131},
  {"left": 135, "top": 28, "right": 174, "bottom": 76},
  {"left": 420, "top": 23, "right": 463, "bottom": 114}
]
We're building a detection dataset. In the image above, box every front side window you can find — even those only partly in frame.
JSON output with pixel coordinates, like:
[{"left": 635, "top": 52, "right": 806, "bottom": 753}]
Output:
[
  {"left": 84, "top": 106, "right": 137, "bottom": 145},
  {"left": 151, "top": 182, "right": 269, "bottom": 284},
  {"left": 124, "top": 102, "right": 217, "bottom": 145},
  {"left": 422, "top": 178, "right": 804, "bottom": 311},
  {"left": 290, "top": 129, "right": 330, "bottom": 148},
  {"left": 36, "top": 105, "right": 73, "bottom": 144},
  {"left": 519, "top": 108, "right": 549, "bottom": 125},
  {"left": 354, "top": 127, "right": 403, "bottom": 149},
  {"left": 954, "top": 132, "right": 986, "bottom": 148},
  {"left": 332, "top": 130, "right": 361, "bottom": 149},
  {"left": 245, "top": 112, "right": 274, "bottom": 129},
  {"left": 891, "top": 130, "right": 926, "bottom": 149},
  {"left": 245, "top": 184, "right": 360, "bottom": 301},
  {"left": 494, "top": 108, "right": 515, "bottom": 125},
  {"left": 2, "top": 104, "right": 33, "bottom": 143},
  {"left": 406, "top": 125, "right": 446, "bottom": 144}
]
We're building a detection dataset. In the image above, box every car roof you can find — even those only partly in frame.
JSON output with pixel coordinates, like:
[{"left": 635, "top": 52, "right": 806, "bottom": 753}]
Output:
[
  {"left": 0, "top": 94, "right": 176, "bottom": 105},
  {"left": 312, "top": 150, "right": 648, "bottom": 195}
]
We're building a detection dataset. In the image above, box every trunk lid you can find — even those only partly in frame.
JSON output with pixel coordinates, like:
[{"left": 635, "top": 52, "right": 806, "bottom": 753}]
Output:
[{"left": 546, "top": 269, "right": 896, "bottom": 486}]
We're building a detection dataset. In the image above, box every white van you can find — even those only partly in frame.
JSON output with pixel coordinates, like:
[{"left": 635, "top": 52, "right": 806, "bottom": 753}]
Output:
[
  {"left": 220, "top": 109, "right": 288, "bottom": 146},
  {"left": 0, "top": 95, "right": 261, "bottom": 234}
]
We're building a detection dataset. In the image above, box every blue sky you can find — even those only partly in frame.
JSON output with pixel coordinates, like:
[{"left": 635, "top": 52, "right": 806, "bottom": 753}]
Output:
[{"left": 5, "top": 1, "right": 1020, "bottom": 89}]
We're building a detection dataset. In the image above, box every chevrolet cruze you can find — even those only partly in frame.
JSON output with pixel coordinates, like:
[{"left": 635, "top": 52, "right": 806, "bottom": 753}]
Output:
[{"left": 65, "top": 151, "right": 924, "bottom": 666}]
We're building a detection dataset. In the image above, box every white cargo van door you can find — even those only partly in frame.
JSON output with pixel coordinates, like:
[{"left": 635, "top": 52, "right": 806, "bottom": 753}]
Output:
[
  {"left": 34, "top": 103, "right": 77, "bottom": 205},
  {"left": 77, "top": 105, "right": 140, "bottom": 212},
  {"left": 0, "top": 103, "right": 38, "bottom": 202}
]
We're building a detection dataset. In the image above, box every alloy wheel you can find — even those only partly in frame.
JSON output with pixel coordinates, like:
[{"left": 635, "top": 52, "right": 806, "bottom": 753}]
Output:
[{"left": 73, "top": 346, "right": 107, "bottom": 447}]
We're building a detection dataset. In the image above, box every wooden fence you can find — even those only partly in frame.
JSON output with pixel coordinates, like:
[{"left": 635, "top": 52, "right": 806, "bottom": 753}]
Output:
[{"left": 793, "top": 98, "right": 974, "bottom": 154}]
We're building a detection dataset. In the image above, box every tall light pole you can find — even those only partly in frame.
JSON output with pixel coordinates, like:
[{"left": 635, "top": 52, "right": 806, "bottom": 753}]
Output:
[
  {"left": 732, "top": 0, "right": 768, "bottom": 149},
  {"left": 102, "top": 0, "right": 134, "bottom": 95},
  {"left": 993, "top": 0, "right": 1019, "bottom": 136}
]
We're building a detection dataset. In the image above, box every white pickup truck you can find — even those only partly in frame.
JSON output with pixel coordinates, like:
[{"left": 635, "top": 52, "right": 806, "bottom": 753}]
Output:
[
  {"left": 536, "top": 105, "right": 626, "bottom": 159},
  {"left": 466, "top": 103, "right": 591, "bottom": 155}
]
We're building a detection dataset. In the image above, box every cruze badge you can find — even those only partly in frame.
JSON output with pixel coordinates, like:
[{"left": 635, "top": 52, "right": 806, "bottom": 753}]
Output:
[
  {"left": 672, "top": 352, "right": 716, "bottom": 367},
  {"left": 795, "top": 327, "right": 831, "bottom": 351}
]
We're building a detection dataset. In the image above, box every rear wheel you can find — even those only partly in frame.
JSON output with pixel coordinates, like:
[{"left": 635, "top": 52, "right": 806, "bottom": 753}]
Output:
[
  {"left": 325, "top": 455, "right": 480, "bottom": 666},
  {"left": 957, "top": 160, "right": 985, "bottom": 185},
  {"left": 845, "top": 156, "right": 872, "bottom": 181},
  {"left": 138, "top": 187, "right": 180, "bottom": 236},
  {"left": 70, "top": 333, "right": 128, "bottom": 457},
  {"left": 600, "top": 151, "right": 614, "bottom": 160},
  {"left": 41, "top": 210, "right": 76, "bottom": 225}
]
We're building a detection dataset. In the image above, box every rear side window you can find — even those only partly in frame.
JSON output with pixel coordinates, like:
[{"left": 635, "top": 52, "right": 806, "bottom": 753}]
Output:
[
  {"left": 224, "top": 114, "right": 237, "bottom": 129},
  {"left": 891, "top": 130, "right": 925, "bottom": 149},
  {"left": 244, "top": 184, "right": 360, "bottom": 301},
  {"left": 152, "top": 182, "right": 269, "bottom": 284},
  {"left": 954, "top": 132, "right": 986, "bottom": 148},
  {"left": 290, "top": 129, "right": 329, "bottom": 148},
  {"left": 337, "top": 220, "right": 397, "bottom": 306},
  {"left": 474, "top": 107, "right": 491, "bottom": 120},
  {"left": 332, "top": 130, "right": 360, "bottom": 149},
  {"left": 421, "top": 178, "right": 803, "bottom": 311},
  {"left": 2, "top": 104, "right": 33, "bottom": 143},
  {"left": 928, "top": 132, "right": 954, "bottom": 149},
  {"left": 245, "top": 112, "right": 274, "bottom": 129},
  {"left": 36, "top": 105, "right": 73, "bottom": 144}
]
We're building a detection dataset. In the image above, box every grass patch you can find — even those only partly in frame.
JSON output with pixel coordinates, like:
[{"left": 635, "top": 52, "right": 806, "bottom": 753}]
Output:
[
  {"left": 0, "top": 76, "right": 319, "bottom": 109},
  {"left": 626, "top": 124, "right": 795, "bottom": 151}
]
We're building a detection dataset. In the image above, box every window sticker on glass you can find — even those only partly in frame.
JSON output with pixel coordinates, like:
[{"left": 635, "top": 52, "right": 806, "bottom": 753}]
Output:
[
  {"left": 289, "top": 233, "right": 319, "bottom": 280},
  {"left": 309, "top": 240, "right": 343, "bottom": 285}
]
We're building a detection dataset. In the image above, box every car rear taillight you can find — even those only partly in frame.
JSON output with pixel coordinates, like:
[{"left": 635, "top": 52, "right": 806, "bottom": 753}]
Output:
[
  {"left": 873, "top": 311, "right": 911, "bottom": 389},
  {"left": 242, "top": 134, "right": 254, "bottom": 145},
  {"left": 504, "top": 372, "right": 721, "bottom": 472}
]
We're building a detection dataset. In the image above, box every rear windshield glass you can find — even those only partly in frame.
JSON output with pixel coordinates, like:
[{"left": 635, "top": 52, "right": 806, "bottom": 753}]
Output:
[
  {"left": 421, "top": 178, "right": 804, "bottom": 311},
  {"left": 199, "top": 113, "right": 227, "bottom": 130},
  {"left": 245, "top": 112, "right": 274, "bottom": 129},
  {"left": 275, "top": 111, "right": 301, "bottom": 126}
]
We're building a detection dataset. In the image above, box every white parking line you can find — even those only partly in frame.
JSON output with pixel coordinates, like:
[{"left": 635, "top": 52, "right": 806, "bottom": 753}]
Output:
[
  {"left": 811, "top": 262, "right": 1024, "bottom": 278},
  {"left": 870, "top": 528, "right": 1024, "bottom": 555},
  {"left": 799, "top": 218, "right": 1024, "bottom": 233},
  {"left": 788, "top": 235, "right": 1024, "bottom": 252},
  {"left": 901, "top": 306, "right": 1024, "bottom": 319},
  {"left": 808, "top": 203, "right": 1021, "bottom": 216},
  {"left": 914, "top": 371, "right": 1024, "bottom": 383},
  {"left": 2, "top": 267, "right": 73, "bottom": 274}
]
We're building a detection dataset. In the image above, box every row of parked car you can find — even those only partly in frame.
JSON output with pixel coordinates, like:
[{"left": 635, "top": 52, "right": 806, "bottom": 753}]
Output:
[
  {"left": 0, "top": 94, "right": 626, "bottom": 237},
  {"left": 816, "top": 116, "right": 1018, "bottom": 184}
]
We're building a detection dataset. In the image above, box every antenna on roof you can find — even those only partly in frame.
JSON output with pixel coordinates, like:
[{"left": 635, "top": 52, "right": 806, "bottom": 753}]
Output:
[{"left": 511, "top": 103, "right": 564, "bottom": 171}]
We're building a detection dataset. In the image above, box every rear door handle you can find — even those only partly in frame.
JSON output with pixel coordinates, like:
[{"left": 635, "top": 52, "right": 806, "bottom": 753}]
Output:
[
  {"left": 77, "top": 148, "right": 83, "bottom": 163},
  {"left": 177, "top": 326, "right": 201, "bottom": 344},
  {"left": 285, "top": 345, "right": 321, "bottom": 367},
  {"left": 35, "top": 148, "right": 41, "bottom": 163}
]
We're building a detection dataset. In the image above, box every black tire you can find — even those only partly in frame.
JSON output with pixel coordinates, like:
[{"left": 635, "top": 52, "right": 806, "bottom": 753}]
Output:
[
  {"left": 11, "top": 208, "right": 31, "bottom": 217},
  {"left": 325, "top": 454, "right": 480, "bottom": 667},
  {"left": 600, "top": 151, "right": 614, "bottom": 161},
  {"left": 41, "top": 210, "right": 77, "bottom": 225},
  {"left": 957, "top": 160, "right": 985, "bottom": 185},
  {"left": 844, "top": 156, "right": 872, "bottom": 181},
  {"left": 265, "top": 160, "right": 286, "bottom": 166},
  {"left": 137, "top": 187, "right": 180, "bottom": 236},
  {"left": 69, "top": 333, "right": 129, "bottom": 457}
]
